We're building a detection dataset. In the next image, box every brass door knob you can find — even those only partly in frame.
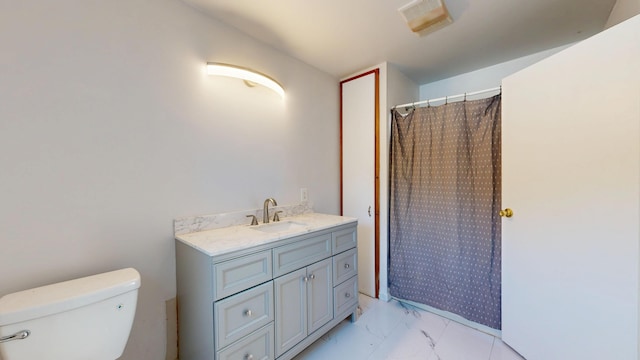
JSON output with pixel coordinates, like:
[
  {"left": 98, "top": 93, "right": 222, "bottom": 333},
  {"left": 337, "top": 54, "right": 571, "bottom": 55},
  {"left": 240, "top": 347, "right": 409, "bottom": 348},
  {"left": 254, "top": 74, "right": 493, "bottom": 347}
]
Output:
[{"left": 499, "top": 208, "right": 513, "bottom": 218}]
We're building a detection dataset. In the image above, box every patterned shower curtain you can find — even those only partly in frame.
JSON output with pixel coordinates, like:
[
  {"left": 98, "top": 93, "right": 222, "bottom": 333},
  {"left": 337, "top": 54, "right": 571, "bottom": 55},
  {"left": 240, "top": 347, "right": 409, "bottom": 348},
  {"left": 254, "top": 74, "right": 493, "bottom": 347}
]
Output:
[{"left": 389, "top": 95, "right": 502, "bottom": 329}]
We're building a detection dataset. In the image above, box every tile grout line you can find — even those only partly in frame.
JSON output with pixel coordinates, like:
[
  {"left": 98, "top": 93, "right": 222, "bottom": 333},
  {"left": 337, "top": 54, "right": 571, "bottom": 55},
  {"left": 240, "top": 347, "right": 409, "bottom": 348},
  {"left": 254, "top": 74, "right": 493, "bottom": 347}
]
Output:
[{"left": 487, "top": 336, "right": 497, "bottom": 360}]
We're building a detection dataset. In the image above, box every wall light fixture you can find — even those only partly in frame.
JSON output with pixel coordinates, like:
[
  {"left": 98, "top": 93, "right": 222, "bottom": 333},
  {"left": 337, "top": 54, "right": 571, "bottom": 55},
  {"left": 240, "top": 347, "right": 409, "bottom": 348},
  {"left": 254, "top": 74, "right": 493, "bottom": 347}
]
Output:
[{"left": 206, "top": 62, "right": 285, "bottom": 98}]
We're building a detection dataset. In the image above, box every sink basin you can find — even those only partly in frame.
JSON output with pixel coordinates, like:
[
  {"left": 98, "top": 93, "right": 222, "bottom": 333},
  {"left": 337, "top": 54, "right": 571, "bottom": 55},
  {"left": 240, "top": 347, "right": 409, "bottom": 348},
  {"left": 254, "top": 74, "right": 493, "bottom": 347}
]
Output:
[{"left": 252, "top": 220, "right": 307, "bottom": 233}]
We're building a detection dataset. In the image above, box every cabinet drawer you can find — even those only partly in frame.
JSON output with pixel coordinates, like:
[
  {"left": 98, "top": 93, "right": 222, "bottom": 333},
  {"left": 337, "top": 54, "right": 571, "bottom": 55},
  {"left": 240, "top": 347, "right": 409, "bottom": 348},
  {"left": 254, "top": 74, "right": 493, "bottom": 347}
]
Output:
[
  {"left": 332, "top": 227, "right": 356, "bottom": 254},
  {"left": 215, "top": 281, "right": 274, "bottom": 350},
  {"left": 333, "top": 276, "right": 358, "bottom": 318},
  {"left": 273, "top": 234, "right": 332, "bottom": 277},
  {"left": 217, "top": 323, "right": 274, "bottom": 360},
  {"left": 214, "top": 250, "right": 272, "bottom": 301},
  {"left": 333, "top": 248, "right": 357, "bottom": 285}
]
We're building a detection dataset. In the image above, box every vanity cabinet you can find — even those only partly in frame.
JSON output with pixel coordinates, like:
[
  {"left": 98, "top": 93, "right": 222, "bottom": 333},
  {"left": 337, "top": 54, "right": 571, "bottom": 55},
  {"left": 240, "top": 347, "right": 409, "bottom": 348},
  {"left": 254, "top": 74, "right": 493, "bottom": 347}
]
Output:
[{"left": 176, "top": 220, "right": 358, "bottom": 360}]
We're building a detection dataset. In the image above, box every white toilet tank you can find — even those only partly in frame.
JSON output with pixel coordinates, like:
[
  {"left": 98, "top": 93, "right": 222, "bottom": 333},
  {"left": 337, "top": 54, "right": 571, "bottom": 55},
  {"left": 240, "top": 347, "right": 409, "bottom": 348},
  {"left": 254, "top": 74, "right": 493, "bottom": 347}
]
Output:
[{"left": 0, "top": 268, "right": 141, "bottom": 360}]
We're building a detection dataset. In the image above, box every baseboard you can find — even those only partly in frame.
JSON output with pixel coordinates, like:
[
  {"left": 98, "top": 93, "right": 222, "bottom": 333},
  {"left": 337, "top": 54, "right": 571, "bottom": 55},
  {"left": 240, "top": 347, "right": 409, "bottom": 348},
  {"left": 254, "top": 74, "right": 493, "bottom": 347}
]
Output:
[{"left": 378, "top": 290, "right": 391, "bottom": 302}]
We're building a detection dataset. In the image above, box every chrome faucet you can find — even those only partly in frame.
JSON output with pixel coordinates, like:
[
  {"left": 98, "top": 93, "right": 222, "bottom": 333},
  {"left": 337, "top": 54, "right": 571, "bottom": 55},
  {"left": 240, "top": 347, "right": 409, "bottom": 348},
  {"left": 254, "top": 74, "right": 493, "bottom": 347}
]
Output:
[{"left": 263, "top": 198, "right": 277, "bottom": 223}]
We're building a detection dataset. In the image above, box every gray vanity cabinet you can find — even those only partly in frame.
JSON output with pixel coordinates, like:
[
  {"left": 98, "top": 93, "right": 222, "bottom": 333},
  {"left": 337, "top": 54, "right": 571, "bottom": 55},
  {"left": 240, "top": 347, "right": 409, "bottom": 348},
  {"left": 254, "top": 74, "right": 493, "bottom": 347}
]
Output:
[
  {"left": 176, "top": 221, "right": 358, "bottom": 360},
  {"left": 274, "top": 258, "right": 332, "bottom": 357}
]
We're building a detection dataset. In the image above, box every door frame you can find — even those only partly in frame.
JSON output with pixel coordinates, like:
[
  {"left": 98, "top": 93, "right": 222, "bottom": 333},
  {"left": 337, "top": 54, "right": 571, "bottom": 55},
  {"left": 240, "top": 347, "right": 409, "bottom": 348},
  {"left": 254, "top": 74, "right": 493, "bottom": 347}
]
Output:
[{"left": 339, "top": 69, "right": 380, "bottom": 297}]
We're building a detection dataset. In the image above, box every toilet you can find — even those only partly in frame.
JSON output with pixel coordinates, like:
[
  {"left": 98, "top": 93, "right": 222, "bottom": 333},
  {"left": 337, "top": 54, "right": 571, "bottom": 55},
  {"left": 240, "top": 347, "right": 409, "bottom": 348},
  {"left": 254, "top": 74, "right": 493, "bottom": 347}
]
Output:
[{"left": 0, "top": 268, "right": 141, "bottom": 360}]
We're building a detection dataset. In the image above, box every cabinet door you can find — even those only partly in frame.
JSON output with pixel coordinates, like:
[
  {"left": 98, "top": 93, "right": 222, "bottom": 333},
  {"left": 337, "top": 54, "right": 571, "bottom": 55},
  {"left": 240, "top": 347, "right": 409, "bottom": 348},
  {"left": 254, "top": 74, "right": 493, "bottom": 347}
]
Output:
[
  {"left": 306, "top": 258, "right": 333, "bottom": 334},
  {"left": 341, "top": 70, "right": 378, "bottom": 297},
  {"left": 216, "top": 323, "right": 274, "bottom": 360},
  {"left": 273, "top": 233, "right": 332, "bottom": 277},
  {"left": 274, "top": 268, "right": 307, "bottom": 357},
  {"left": 214, "top": 281, "right": 274, "bottom": 350},
  {"left": 333, "top": 248, "right": 357, "bottom": 285},
  {"left": 334, "top": 276, "right": 358, "bottom": 318},
  {"left": 213, "top": 250, "right": 272, "bottom": 301},
  {"left": 332, "top": 227, "right": 356, "bottom": 254}
]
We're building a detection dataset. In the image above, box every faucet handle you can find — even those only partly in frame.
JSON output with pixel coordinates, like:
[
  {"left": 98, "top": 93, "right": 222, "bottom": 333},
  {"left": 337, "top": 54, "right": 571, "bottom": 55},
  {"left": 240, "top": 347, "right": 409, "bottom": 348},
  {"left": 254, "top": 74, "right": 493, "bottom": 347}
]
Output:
[
  {"left": 246, "top": 215, "right": 258, "bottom": 226},
  {"left": 273, "top": 211, "right": 283, "bottom": 222}
]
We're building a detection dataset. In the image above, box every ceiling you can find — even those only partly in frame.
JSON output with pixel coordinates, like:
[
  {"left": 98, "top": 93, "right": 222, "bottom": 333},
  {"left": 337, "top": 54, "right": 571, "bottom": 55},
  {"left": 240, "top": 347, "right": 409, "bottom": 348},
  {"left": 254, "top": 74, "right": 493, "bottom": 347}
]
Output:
[{"left": 182, "top": 0, "right": 616, "bottom": 84}]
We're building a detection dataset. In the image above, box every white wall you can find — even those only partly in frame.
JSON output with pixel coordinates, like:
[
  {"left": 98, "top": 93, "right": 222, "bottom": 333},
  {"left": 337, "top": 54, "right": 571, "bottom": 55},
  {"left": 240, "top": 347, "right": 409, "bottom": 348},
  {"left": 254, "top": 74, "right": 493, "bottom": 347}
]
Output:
[
  {"left": 419, "top": 44, "right": 571, "bottom": 101},
  {"left": 606, "top": 0, "right": 640, "bottom": 28},
  {"left": 0, "top": 1, "right": 339, "bottom": 359},
  {"left": 379, "top": 63, "right": 419, "bottom": 301}
]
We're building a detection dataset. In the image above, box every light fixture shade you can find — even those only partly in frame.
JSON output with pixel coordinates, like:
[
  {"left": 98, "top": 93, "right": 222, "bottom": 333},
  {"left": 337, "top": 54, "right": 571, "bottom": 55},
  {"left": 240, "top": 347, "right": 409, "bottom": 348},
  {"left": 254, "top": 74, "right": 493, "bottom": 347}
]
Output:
[{"left": 206, "top": 62, "right": 285, "bottom": 98}]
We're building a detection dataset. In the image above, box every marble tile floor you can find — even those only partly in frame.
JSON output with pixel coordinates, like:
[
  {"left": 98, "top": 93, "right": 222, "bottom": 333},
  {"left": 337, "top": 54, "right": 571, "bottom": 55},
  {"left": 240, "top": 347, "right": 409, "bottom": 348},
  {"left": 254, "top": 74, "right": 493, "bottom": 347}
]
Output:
[{"left": 293, "top": 294, "right": 525, "bottom": 360}]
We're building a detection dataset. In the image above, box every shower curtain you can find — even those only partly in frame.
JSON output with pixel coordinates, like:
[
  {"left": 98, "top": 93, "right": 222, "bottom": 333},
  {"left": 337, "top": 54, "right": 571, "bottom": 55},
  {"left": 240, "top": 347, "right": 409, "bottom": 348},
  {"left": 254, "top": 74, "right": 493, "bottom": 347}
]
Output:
[{"left": 389, "top": 95, "right": 502, "bottom": 329}]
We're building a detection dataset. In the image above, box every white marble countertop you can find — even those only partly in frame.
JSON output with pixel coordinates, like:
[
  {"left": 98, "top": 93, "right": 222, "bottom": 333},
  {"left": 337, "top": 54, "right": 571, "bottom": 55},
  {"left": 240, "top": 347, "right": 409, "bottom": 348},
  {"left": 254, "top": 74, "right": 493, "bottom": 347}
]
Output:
[{"left": 176, "top": 212, "right": 357, "bottom": 257}]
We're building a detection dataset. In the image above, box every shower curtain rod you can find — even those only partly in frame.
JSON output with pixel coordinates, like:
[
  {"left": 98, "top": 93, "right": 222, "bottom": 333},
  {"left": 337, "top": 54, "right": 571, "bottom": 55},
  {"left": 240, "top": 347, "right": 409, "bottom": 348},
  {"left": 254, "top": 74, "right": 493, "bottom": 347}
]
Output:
[{"left": 392, "top": 86, "right": 501, "bottom": 110}]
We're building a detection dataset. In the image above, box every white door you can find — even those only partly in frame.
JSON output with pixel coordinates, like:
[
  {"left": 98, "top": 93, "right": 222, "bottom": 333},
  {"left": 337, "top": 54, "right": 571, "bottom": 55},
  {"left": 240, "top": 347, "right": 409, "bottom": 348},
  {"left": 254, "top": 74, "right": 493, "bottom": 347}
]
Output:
[
  {"left": 341, "top": 71, "right": 377, "bottom": 297},
  {"left": 501, "top": 17, "right": 640, "bottom": 360}
]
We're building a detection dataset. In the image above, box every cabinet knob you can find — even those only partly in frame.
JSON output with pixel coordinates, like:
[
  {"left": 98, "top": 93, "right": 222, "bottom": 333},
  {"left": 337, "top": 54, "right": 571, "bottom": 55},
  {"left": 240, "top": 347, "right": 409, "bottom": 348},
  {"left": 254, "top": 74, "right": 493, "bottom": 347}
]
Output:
[
  {"left": 244, "top": 309, "right": 252, "bottom": 317},
  {"left": 345, "top": 292, "right": 351, "bottom": 298},
  {"left": 303, "top": 276, "right": 309, "bottom": 283},
  {"left": 309, "top": 274, "right": 316, "bottom": 280},
  {"left": 244, "top": 354, "right": 254, "bottom": 360},
  {"left": 344, "top": 263, "right": 350, "bottom": 269}
]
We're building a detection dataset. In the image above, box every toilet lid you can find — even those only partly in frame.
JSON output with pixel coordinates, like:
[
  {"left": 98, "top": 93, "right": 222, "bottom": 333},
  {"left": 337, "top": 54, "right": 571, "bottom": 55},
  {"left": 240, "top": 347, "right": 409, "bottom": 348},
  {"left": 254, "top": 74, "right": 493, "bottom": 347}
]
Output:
[{"left": 0, "top": 268, "right": 140, "bottom": 326}]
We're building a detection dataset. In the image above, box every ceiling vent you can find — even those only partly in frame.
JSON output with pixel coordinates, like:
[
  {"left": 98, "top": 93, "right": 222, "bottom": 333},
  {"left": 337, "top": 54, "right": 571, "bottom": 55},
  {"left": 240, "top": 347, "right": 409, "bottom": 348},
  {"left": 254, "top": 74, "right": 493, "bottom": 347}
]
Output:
[{"left": 398, "top": 0, "right": 452, "bottom": 36}]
